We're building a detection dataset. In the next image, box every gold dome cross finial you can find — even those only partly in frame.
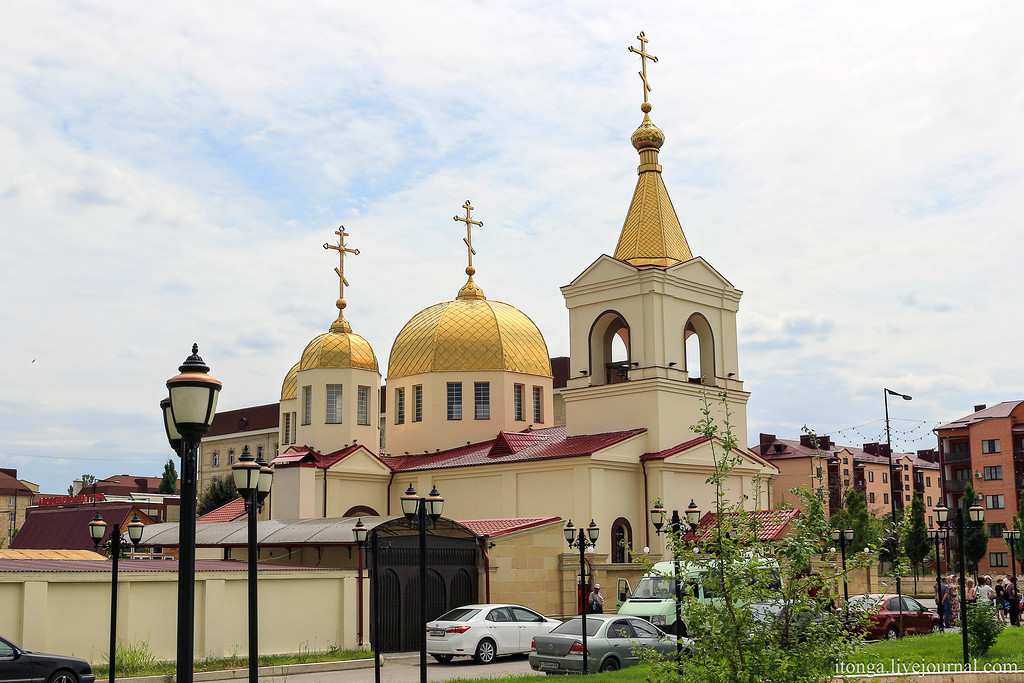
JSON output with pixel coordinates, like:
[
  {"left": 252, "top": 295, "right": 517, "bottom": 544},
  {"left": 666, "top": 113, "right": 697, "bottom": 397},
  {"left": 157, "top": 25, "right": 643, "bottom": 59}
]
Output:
[
  {"left": 453, "top": 200, "right": 484, "bottom": 273},
  {"left": 323, "top": 226, "right": 360, "bottom": 332},
  {"left": 628, "top": 32, "right": 658, "bottom": 105}
]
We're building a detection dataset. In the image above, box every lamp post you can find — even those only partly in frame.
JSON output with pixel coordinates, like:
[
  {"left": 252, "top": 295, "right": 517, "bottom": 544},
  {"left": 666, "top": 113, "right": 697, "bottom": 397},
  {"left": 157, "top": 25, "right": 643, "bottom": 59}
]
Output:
[
  {"left": 353, "top": 519, "right": 380, "bottom": 683},
  {"left": 89, "top": 512, "right": 144, "bottom": 683},
  {"left": 1003, "top": 528, "right": 1020, "bottom": 583},
  {"left": 832, "top": 528, "right": 854, "bottom": 606},
  {"left": 935, "top": 500, "right": 984, "bottom": 666},
  {"left": 884, "top": 387, "right": 912, "bottom": 635},
  {"left": 163, "top": 344, "right": 221, "bottom": 683},
  {"left": 927, "top": 527, "right": 945, "bottom": 632},
  {"left": 563, "top": 519, "right": 599, "bottom": 674},
  {"left": 650, "top": 499, "right": 701, "bottom": 665},
  {"left": 400, "top": 484, "right": 444, "bottom": 683},
  {"left": 232, "top": 446, "right": 274, "bottom": 683}
]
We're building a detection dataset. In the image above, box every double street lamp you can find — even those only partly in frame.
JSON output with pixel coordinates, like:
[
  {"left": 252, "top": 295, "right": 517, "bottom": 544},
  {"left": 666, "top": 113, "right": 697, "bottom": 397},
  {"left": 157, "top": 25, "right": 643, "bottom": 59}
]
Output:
[
  {"left": 832, "top": 528, "right": 854, "bottom": 606},
  {"left": 934, "top": 499, "right": 985, "bottom": 667},
  {"left": 400, "top": 484, "right": 444, "bottom": 683},
  {"left": 563, "top": 519, "right": 600, "bottom": 674},
  {"left": 161, "top": 344, "right": 222, "bottom": 683},
  {"left": 88, "top": 512, "right": 144, "bottom": 683},
  {"left": 650, "top": 500, "right": 701, "bottom": 664},
  {"left": 352, "top": 519, "right": 381, "bottom": 683},
  {"left": 927, "top": 527, "right": 945, "bottom": 632},
  {"left": 231, "top": 446, "right": 274, "bottom": 683}
]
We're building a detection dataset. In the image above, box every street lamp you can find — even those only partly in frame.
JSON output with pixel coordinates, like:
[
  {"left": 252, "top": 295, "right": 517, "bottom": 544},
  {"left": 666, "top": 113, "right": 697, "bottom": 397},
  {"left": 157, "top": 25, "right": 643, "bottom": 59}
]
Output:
[
  {"left": 884, "top": 387, "right": 911, "bottom": 635},
  {"left": 935, "top": 500, "right": 984, "bottom": 666},
  {"left": 927, "top": 527, "right": 945, "bottom": 632},
  {"left": 832, "top": 528, "right": 854, "bottom": 606},
  {"left": 1003, "top": 528, "right": 1020, "bottom": 583},
  {"left": 353, "top": 519, "right": 382, "bottom": 683},
  {"left": 163, "top": 344, "right": 221, "bottom": 683},
  {"left": 232, "top": 446, "right": 273, "bottom": 683},
  {"left": 401, "top": 484, "right": 444, "bottom": 683},
  {"left": 563, "top": 518, "right": 600, "bottom": 674},
  {"left": 89, "top": 512, "right": 144, "bottom": 683},
  {"left": 650, "top": 499, "right": 701, "bottom": 665}
]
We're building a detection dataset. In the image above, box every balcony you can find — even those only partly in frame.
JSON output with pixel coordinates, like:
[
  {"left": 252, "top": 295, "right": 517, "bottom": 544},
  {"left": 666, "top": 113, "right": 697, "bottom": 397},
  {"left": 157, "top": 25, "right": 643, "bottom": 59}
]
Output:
[
  {"left": 944, "top": 450, "right": 972, "bottom": 464},
  {"left": 945, "top": 479, "right": 967, "bottom": 493},
  {"left": 913, "top": 478, "right": 925, "bottom": 493},
  {"left": 1015, "top": 448, "right": 1024, "bottom": 462}
]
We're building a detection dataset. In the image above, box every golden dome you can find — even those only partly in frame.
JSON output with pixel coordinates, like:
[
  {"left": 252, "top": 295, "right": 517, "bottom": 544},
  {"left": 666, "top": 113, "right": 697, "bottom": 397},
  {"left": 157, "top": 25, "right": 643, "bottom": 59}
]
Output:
[
  {"left": 631, "top": 104, "right": 665, "bottom": 150},
  {"left": 300, "top": 330, "right": 379, "bottom": 372},
  {"left": 388, "top": 288, "right": 552, "bottom": 379},
  {"left": 281, "top": 362, "right": 299, "bottom": 400}
]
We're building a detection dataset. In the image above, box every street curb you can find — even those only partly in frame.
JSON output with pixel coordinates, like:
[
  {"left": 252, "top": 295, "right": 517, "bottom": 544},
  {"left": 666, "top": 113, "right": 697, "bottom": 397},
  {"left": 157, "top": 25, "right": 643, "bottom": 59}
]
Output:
[{"left": 113, "top": 657, "right": 377, "bottom": 683}]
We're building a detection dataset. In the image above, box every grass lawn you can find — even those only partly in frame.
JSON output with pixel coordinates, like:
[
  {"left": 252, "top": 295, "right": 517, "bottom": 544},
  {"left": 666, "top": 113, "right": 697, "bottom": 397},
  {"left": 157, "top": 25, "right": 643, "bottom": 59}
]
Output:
[
  {"left": 844, "top": 627, "right": 1024, "bottom": 670},
  {"left": 91, "top": 648, "right": 372, "bottom": 678}
]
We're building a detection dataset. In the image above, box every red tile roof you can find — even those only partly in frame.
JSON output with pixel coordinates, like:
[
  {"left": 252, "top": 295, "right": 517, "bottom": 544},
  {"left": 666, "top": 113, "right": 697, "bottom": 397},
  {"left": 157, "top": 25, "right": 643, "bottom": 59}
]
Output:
[
  {"left": 0, "top": 469, "right": 33, "bottom": 497},
  {"left": 270, "top": 444, "right": 370, "bottom": 469},
  {"left": 198, "top": 497, "right": 246, "bottom": 523},
  {"left": 379, "top": 426, "right": 647, "bottom": 472},
  {"left": 682, "top": 510, "right": 800, "bottom": 543},
  {"left": 207, "top": 403, "right": 280, "bottom": 438},
  {"left": 11, "top": 505, "right": 147, "bottom": 551},
  {"left": 459, "top": 517, "right": 562, "bottom": 538},
  {"left": 937, "top": 401, "right": 1024, "bottom": 430},
  {"left": 640, "top": 437, "right": 710, "bottom": 460}
]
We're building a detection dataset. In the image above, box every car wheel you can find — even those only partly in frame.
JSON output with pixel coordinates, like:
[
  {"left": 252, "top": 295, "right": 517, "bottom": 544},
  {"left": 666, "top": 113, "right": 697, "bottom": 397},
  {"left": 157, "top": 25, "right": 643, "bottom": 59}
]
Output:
[
  {"left": 48, "top": 671, "right": 78, "bottom": 683},
  {"left": 474, "top": 638, "right": 496, "bottom": 664},
  {"left": 885, "top": 625, "right": 899, "bottom": 640},
  {"left": 431, "top": 654, "right": 454, "bottom": 664},
  {"left": 931, "top": 621, "right": 941, "bottom": 633},
  {"left": 599, "top": 658, "right": 620, "bottom": 672}
]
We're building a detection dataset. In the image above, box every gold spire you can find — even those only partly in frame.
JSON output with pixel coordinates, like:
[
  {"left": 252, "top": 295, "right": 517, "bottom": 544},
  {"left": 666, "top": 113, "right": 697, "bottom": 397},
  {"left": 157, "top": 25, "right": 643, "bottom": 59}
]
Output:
[
  {"left": 323, "top": 226, "right": 360, "bottom": 332},
  {"left": 613, "top": 33, "right": 693, "bottom": 268},
  {"left": 453, "top": 200, "right": 486, "bottom": 300}
]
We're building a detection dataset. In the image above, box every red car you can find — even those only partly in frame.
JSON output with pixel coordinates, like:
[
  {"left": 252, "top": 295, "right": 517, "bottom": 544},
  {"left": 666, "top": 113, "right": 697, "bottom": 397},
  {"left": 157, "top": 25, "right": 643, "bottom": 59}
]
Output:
[{"left": 846, "top": 594, "right": 941, "bottom": 640}]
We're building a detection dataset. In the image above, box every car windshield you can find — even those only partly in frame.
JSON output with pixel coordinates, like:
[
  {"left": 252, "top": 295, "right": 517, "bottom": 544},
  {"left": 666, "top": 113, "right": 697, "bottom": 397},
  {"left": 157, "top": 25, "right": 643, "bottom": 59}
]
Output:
[
  {"left": 552, "top": 617, "right": 603, "bottom": 636},
  {"left": 632, "top": 576, "right": 676, "bottom": 598},
  {"left": 435, "top": 608, "right": 481, "bottom": 622}
]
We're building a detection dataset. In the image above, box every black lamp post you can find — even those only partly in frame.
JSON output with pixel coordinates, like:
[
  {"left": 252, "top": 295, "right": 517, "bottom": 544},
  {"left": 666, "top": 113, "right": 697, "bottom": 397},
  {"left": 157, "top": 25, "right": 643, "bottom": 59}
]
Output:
[
  {"left": 232, "top": 446, "right": 273, "bottom": 683},
  {"left": 884, "top": 387, "right": 912, "bottom": 635},
  {"left": 927, "top": 526, "right": 945, "bottom": 632},
  {"left": 832, "top": 528, "right": 854, "bottom": 607},
  {"left": 89, "top": 512, "right": 144, "bottom": 683},
  {"left": 935, "top": 500, "right": 984, "bottom": 666},
  {"left": 400, "top": 484, "right": 444, "bottom": 683},
  {"left": 163, "top": 344, "right": 221, "bottom": 683},
  {"left": 352, "top": 519, "right": 379, "bottom": 683},
  {"left": 1003, "top": 528, "right": 1020, "bottom": 583},
  {"left": 563, "top": 518, "right": 600, "bottom": 674},
  {"left": 650, "top": 499, "right": 701, "bottom": 665}
]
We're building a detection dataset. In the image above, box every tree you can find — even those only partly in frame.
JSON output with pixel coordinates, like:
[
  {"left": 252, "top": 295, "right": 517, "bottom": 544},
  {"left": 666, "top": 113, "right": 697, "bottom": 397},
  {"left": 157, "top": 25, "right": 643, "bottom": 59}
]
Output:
[
  {"left": 961, "top": 483, "right": 989, "bottom": 573},
  {"left": 69, "top": 473, "right": 97, "bottom": 495},
  {"left": 1009, "top": 493, "right": 1024, "bottom": 575},
  {"left": 197, "top": 477, "right": 239, "bottom": 517},
  {"left": 904, "top": 493, "right": 930, "bottom": 594},
  {"left": 159, "top": 459, "right": 178, "bottom": 494},
  {"left": 842, "top": 489, "right": 882, "bottom": 555}
]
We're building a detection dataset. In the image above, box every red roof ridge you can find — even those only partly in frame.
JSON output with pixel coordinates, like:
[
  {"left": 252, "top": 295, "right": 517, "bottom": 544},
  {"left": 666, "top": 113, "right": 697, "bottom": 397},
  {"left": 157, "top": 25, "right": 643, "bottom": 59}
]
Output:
[
  {"left": 458, "top": 516, "right": 563, "bottom": 538},
  {"left": 198, "top": 497, "right": 246, "bottom": 523}
]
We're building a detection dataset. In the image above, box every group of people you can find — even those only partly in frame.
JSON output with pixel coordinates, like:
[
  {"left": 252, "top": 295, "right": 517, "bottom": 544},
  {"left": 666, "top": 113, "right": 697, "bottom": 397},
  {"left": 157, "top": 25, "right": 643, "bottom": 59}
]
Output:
[{"left": 937, "top": 574, "right": 1020, "bottom": 626}]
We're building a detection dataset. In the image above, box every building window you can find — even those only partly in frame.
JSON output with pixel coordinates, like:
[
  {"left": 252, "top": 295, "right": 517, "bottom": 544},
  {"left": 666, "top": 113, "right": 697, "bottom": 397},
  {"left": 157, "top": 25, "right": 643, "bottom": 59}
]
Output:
[
  {"left": 532, "top": 386, "right": 543, "bottom": 423},
  {"left": 213, "top": 452, "right": 220, "bottom": 467},
  {"left": 904, "top": 474, "right": 909, "bottom": 482},
  {"left": 986, "top": 494, "right": 1005, "bottom": 509},
  {"left": 447, "top": 383, "right": 462, "bottom": 420},
  {"left": 228, "top": 449, "right": 235, "bottom": 465},
  {"left": 954, "top": 468, "right": 970, "bottom": 481},
  {"left": 257, "top": 446, "right": 263, "bottom": 458},
  {"left": 982, "top": 439, "right": 1001, "bottom": 454},
  {"left": 884, "top": 493, "right": 889, "bottom": 504},
  {"left": 984, "top": 465, "right": 1003, "bottom": 480},
  {"left": 474, "top": 382, "right": 490, "bottom": 420},
  {"left": 868, "top": 471, "right": 874, "bottom": 482},
  {"left": 989, "top": 523, "right": 1008, "bottom": 539},
  {"left": 611, "top": 518, "right": 632, "bottom": 564},
  {"left": 905, "top": 484, "right": 910, "bottom": 491},
  {"left": 395, "top": 388, "right": 405, "bottom": 425},
  {"left": 843, "top": 478, "right": 850, "bottom": 487},
  {"left": 951, "top": 441, "right": 969, "bottom": 454},
  {"left": 356, "top": 386, "right": 370, "bottom": 425},
  {"left": 844, "top": 468, "right": 849, "bottom": 476},
  {"left": 991, "top": 552, "right": 1009, "bottom": 567},
  {"left": 283, "top": 413, "right": 293, "bottom": 444},
  {"left": 326, "top": 385, "right": 343, "bottom": 424},
  {"left": 302, "top": 386, "right": 312, "bottom": 425},
  {"left": 843, "top": 457, "right": 848, "bottom": 464},
  {"left": 514, "top": 384, "right": 524, "bottom": 421},
  {"left": 412, "top": 385, "right": 423, "bottom": 422},
  {"left": 882, "top": 472, "right": 888, "bottom": 484},
  {"left": 816, "top": 467, "right": 822, "bottom": 478},
  {"left": 926, "top": 476, "right": 931, "bottom": 487},
  {"left": 927, "top": 496, "right": 932, "bottom": 507},
  {"left": 928, "top": 515, "right": 933, "bottom": 527},
  {"left": 869, "top": 492, "right": 876, "bottom": 503}
]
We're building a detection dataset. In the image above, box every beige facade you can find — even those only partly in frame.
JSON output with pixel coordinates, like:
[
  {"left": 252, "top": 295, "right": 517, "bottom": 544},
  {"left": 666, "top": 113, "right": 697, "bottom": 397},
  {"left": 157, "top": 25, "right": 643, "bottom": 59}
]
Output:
[
  {"left": 282, "top": 365, "right": 381, "bottom": 454},
  {"left": 199, "top": 428, "right": 278, "bottom": 496}
]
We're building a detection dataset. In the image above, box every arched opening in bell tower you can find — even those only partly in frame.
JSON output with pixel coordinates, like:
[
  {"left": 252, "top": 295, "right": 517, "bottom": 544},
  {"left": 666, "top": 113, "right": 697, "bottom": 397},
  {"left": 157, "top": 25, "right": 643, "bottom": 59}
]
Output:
[
  {"left": 684, "top": 313, "right": 716, "bottom": 385},
  {"left": 588, "top": 310, "right": 631, "bottom": 386}
]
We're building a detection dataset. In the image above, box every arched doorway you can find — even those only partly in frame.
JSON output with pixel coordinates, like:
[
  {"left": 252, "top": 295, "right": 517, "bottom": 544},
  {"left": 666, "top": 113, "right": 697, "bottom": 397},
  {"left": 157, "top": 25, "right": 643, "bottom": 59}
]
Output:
[
  {"left": 588, "top": 310, "right": 631, "bottom": 385},
  {"left": 611, "top": 518, "right": 632, "bottom": 564},
  {"left": 684, "top": 313, "right": 715, "bottom": 385}
]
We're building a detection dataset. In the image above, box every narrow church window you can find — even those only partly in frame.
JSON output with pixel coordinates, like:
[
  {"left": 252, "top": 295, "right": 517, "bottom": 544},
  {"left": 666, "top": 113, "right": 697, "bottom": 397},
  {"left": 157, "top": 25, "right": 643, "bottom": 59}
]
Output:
[
  {"left": 302, "top": 386, "right": 312, "bottom": 425},
  {"left": 475, "top": 382, "right": 490, "bottom": 420},
  {"left": 395, "top": 388, "right": 405, "bottom": 425},
  {"left": 212, "top": 452, "right": 220, "bottom": 467},
  {"left": 283, "top": 413, "right": 292, "bottom": 444},
  {"left": 447, "top": 383, "right": 462, "bottom": 420},
  {"left": 412, "top": 385, "right": 423, "bottom": 422},
  {"left": 357, "top": 386, "right": 371, "bottom": 425},
  {"left": 326, "top": 385, "right": 343, "bottom": 424},
  {"left": 228, "top": 449, "right": 235, "bottom": 464},
  {"left": 532, "top": 386, "right": 543, "bottom": 423},
  {"left": 257, "top": 446, "right": 263, "bottom": 458},
  {"left": 514, "top": 384, "right": 524, "bottom": 421}
]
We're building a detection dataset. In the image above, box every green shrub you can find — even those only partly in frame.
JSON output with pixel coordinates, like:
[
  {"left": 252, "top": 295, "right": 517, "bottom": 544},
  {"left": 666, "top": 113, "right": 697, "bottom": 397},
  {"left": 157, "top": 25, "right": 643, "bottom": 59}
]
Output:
[{"left": 966, "top": 601, "right": 1004, "bottom": 657}]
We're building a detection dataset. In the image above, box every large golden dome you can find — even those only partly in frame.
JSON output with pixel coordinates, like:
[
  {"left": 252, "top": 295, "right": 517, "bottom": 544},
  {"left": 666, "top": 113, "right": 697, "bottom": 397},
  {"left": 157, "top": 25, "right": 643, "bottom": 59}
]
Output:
[
  {"left": 388, "top": 289, "right": 552, "bottom": 379},
  {"left": 281, "top": 362, "right": 299, "bottom": 400},
  {"left": 299, "top": 329, "right": 379, "bottom": 372}
]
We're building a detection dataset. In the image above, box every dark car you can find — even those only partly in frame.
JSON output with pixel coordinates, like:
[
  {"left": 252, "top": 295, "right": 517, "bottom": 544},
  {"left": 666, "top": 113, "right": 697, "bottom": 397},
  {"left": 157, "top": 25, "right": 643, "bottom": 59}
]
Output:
[
  {"left": 0, "top": 635, "right": 95, "bottom": 683},
  {"left": 846, "top": 594, "right": 941, "bottom": 640}
]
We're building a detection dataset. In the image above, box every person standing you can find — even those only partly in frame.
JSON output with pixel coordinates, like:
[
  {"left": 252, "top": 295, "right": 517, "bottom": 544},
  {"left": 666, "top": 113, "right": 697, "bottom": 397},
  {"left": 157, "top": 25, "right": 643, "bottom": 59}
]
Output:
[
  {"left": 1006, "top": 576, "right": 1020, "bottom": 626},
  {"left": 939, "top": 576, "right": 951, "bottom": 627},
  {"left": 588, "top": 583, "right": 605, "bottom": 614},
  {"left": 995, "top": 577, "right": 1007, "bottom": 622},
  {"left": 978, "top": 576, "right": 993, "bottom": 604}
]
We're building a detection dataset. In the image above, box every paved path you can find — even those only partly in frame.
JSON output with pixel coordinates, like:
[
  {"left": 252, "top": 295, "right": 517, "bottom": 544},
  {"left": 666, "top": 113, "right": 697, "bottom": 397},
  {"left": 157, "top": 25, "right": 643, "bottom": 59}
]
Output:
[{"left": 266, "top": 653, "right": 541, "bottom": 683}]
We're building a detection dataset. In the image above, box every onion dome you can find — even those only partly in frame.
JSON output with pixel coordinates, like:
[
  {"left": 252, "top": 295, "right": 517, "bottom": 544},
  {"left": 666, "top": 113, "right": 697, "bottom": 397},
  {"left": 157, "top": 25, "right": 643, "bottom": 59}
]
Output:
[
  {"left": 297, "top": 297, "right": 379, "bottom": 372},
  {"left": 281, "top": 362, "right": 299, "bottom": 400}
]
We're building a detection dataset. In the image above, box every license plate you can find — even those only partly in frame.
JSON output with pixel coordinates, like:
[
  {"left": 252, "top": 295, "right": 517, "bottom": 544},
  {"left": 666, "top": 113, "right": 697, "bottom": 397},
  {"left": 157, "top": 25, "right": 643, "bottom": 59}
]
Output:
[
  {"left": 539, "top": 662, "right": 559, "bottom": 671},
  {"left": 429, "top": 630, "right": 445, "bottom": 637}
]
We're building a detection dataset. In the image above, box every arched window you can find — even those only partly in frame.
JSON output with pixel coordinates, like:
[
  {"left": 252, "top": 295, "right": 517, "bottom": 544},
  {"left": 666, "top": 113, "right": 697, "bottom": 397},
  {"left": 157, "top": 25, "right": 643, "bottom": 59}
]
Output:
[
  {"left": 683, "top": 313, "right": 715, "bottom": 385},
  {"left": 611, "top": 517, "right": 632, "bottom": 564},
  {"left": 588, "top": 311, "right": 631, "bottom": 386},
  {"left": 343, "top": 505, "right": 379, "bottom": 517}
]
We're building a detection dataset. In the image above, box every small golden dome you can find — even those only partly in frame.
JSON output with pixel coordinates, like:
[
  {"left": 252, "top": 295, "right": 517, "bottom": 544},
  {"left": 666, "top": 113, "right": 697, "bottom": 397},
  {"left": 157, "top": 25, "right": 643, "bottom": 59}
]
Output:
[
  {"left": 631, "top": 109, "right": 665, "bottom": 150},
  {"left": 281, "top": 362, "right": 299, "bottom": 400},
  {"left": 300, "top": 330, "right": 379, "bottom": 372},
  {"left": 388, "top": 294, "right": 552, "bottom": 379}
]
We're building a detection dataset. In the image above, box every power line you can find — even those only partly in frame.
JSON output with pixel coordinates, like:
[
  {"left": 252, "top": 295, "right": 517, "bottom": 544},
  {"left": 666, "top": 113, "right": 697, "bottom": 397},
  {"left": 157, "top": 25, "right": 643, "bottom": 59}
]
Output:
[{"left": 0, "top": 450, "right": 167, "bottom": 462}]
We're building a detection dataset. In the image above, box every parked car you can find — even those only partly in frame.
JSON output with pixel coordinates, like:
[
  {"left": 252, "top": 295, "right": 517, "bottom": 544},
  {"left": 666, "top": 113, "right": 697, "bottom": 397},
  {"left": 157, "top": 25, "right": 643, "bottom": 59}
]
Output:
[
  {"left": 426, "top": 604, "right": 561, "bottom": 664},
  {"left": 0, "top": 635, "right": 95, "bottom": 683},
  {"left": 529, "top": 614, "right": 690, "bottom": 674},
  {"left": 846, "top": 594, "right": 941, "bottom": 639}
]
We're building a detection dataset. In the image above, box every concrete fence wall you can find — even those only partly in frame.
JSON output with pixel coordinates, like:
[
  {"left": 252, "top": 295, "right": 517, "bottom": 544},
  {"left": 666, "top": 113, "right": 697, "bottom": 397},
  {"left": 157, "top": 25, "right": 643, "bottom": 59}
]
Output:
[{"left": 0, "top": 567, "right": 364, "bottom": 664}]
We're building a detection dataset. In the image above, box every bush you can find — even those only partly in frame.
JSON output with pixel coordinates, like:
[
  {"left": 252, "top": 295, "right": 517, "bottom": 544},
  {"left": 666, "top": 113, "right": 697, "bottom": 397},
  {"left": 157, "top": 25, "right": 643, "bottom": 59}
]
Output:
[{"left": 966, "top": 601, "right": 1004, "bottom": 657}]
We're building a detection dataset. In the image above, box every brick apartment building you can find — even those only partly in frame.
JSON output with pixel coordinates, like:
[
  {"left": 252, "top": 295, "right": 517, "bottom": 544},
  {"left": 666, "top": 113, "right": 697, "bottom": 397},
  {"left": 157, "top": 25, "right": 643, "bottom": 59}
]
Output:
[{"left": 936, "top": 401, "right": 1024, "bottom": 575}]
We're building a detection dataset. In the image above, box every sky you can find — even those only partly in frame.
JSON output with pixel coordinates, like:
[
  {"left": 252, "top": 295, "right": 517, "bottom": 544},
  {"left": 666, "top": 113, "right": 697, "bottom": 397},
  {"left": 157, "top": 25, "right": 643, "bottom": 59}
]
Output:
[{"left": 1, "top": 1, "right": 1022, "bottom": 494}]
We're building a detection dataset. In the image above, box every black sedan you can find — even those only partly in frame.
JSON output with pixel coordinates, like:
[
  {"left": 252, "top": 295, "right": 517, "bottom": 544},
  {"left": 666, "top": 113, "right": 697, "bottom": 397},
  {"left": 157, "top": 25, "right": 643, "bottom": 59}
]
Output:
[{"left": 0, "top": 635, "right": 95, "bottom": 683}]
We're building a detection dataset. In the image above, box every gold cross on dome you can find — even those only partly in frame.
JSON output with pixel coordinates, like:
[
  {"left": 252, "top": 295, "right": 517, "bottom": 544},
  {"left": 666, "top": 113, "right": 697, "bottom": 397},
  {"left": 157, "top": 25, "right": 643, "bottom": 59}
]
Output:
[
  {"left": 323, "top": 226, "right": 360, "bottom": 300},
  {"left": 453, "top": 200, "right": 483, "bottom": 269},
  {"left": 628, "top": 32, "right": 658, "bottom": 104}
]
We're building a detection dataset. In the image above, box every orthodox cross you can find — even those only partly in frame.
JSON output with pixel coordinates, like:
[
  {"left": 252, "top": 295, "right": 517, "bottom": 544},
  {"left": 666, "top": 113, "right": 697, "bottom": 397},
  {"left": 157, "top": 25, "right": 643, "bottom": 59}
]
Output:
[
  {"left": 628, "top": 32, "right": 658, "bottom": 104},
  {"left": 453, "top": 200, "right": 483, "bottom": 270},
  {"left": 323, "top": 226, "right": 360, "bottom": 300}
]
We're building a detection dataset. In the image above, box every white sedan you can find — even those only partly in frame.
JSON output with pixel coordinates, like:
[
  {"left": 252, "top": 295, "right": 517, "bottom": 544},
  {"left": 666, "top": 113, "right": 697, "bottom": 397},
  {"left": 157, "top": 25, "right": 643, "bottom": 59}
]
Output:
[{"left": 426, "top": 604, "right": 562, "bottom": 664}]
